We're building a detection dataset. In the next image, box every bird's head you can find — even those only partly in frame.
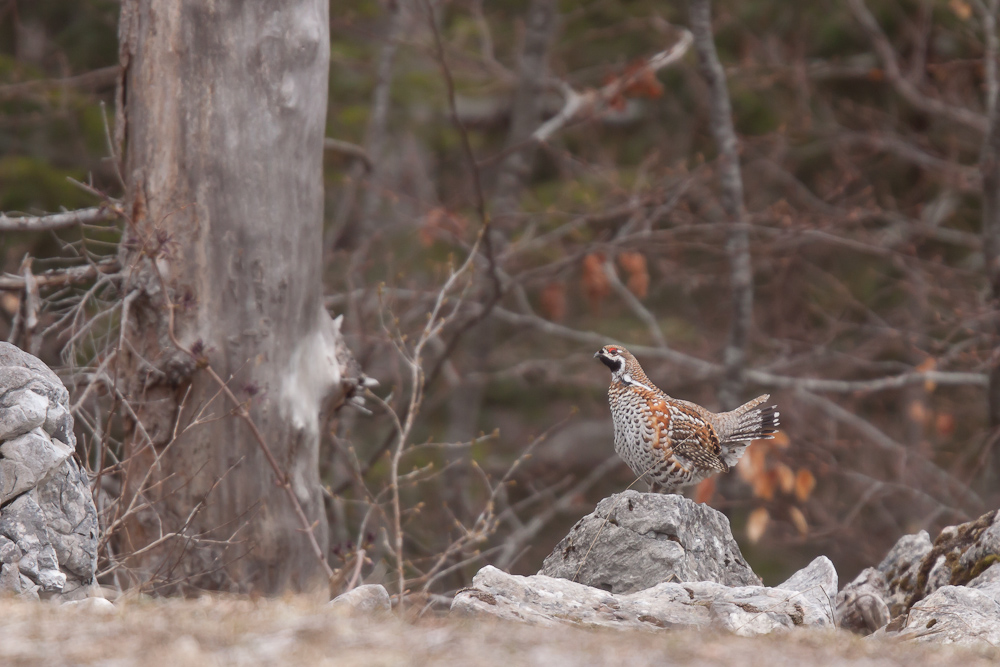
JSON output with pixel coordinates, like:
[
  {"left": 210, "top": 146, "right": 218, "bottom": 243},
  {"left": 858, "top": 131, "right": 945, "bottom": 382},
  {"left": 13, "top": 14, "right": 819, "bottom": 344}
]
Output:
[{"left": 594, "top": 344, "right": 631, "bottom": 380}]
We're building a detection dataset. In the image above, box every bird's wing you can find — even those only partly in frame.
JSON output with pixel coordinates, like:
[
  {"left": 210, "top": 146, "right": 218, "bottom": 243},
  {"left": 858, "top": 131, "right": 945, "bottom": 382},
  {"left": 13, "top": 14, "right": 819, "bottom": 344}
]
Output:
[{"left": 651, "top": 400, "right": 727, "bottom": 473}]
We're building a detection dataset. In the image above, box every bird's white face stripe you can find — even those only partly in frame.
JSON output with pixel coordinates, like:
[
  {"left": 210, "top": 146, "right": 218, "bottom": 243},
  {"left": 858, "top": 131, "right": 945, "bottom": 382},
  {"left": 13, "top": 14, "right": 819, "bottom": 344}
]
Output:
[{"left": 622, "top": 373, "right": 655, "bottom": 393}]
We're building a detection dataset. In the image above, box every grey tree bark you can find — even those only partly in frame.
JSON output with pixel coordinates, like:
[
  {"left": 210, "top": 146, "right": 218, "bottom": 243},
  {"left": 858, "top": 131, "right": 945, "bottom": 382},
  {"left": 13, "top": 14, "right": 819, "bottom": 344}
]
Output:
[
  {"left": 689, "top": 0, "right": 753, "bottom": 410},
  {"left": 116, "top": 0, "right": 350, "bottom": 593}
]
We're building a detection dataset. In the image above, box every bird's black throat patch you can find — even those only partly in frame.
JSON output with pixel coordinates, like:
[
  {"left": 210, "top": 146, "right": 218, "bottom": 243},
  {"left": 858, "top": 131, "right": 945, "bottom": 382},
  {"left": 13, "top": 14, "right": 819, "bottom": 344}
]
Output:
[{"left": 598, "top": 355, "right": 622, "bottom": 373}]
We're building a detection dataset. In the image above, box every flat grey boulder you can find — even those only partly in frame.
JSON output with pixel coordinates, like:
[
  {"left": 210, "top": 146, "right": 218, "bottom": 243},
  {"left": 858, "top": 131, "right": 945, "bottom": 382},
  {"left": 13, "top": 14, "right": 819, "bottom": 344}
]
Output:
[
  {"left": 453, "top": 560, "right": 836, "bottom": 636},
  {"left": 0, "top": 342, "right": 98, "bottom": 600},
  {"left": 539, "top": 491, "right": 760, "bottom": 594}
]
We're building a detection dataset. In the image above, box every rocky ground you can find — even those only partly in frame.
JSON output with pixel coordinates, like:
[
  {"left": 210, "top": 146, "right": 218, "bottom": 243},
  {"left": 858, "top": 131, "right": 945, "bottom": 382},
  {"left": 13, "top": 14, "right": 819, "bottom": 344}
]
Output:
[
  {"left": 0, "top": 595, "right": 998, "bottom": 667},
  {"left": 4, "top": 345, "right": 1000, "bottom": 664}
]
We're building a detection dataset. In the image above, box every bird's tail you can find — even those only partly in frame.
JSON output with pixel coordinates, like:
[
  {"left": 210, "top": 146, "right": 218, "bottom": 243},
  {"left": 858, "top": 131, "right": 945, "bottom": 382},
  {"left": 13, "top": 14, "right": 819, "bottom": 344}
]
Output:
[
  {"left": 714, "top": 394, "right": 779, "bottom": 469},
  {"left": 721, "top": 394, "right": 780, "bottom": 445}
]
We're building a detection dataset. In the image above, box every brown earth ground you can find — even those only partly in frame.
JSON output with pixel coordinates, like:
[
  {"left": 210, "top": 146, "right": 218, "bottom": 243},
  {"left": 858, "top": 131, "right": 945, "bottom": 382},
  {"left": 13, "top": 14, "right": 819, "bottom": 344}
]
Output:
[{"left": 0, "top": 596, "right": 996, "bottom": 666}]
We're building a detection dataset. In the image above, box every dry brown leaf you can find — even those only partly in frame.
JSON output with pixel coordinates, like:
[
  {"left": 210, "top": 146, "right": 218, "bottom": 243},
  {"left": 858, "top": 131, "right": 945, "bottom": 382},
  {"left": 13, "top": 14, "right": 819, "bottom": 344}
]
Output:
[
  {"left": 622, "top": 62, "right": 664, "bottom": 99},
  {"left": 694, "top": 477, "right": 716, "bottom": 505},
  {"left": 770, "top": 431, "right": 790, "bottom": 449},
  {"left": 0, "top": 292, "right": 19, "bottom": 316},
  {"left": 617, "top": 251, "right": 649, "bottom": 299},
  {"left": 420, "top": 207, "right": 467, "bottom": 247},
  {"left": 907, "top": 400, "right": 928, "bottom": 425},
  {"left": 936, "top": 413, "right": 956, "bottom": 437},
  {"left": 950, "top": 0, "right": 972, "bottom": 20},
  {"left": 747, "top": 507, "right": 770, "bottom": 544},
  {"left": 794, "top": 469, "right": 816, "bottom": 502},
  {"left": 752, "top": 470, "right": 776, "bottom": 501},
  {"left": 789, "top": 506, "right": 809, "bottom": 536},
  {"left": 581, "top": 253, "right": 610, "bottom": 310},
  {"left": 776, "top": 464, "right": 795, "bottom": 495},
  {"left": 916, "top": 357, "right": 938, "bottom": 392},
  {"left": 737, "top": 443, "right": 766, "bottom": 482},
  {"left": 539, "top": 282, "right": 567, "bottom": 322},
  {"left": 605, "top": 60, "right": 665, "bottom": 106}
]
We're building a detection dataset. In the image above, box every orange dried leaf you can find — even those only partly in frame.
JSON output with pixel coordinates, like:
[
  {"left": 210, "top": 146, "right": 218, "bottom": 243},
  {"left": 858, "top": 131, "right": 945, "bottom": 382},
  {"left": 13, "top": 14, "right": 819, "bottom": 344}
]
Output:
[
  {"left": 916, "top": 357, "right": 938, "bottom": 392},
  {"left": 737, "top": 443, "right": 766, "bottom": 482},
  {"left": 794, "top": 469, "right": 816, "bottom": 502},
  {"left": 0, "top": 292, "right": 19, "bottom": 316},
  {"left": 540, "top": 282, "right": 567, "bottom": 322},
  {"left": 752, "top": 470, "right": 776, "bottom": 501},
  {"left": 908, "top": 400, "right": 928, "bottom": 426},
  {"left": 420, "top": 207, "right": 467, "bottom": 247},
  {"left": 770, "top": 431, "right": 790, "bottom": 449},
  {"left": 789, "top": 506, "right": 809, "bottom": 536},
  {"left": 950, "top": 0, "right": 972, "bottom": 20},
  {"left": 581, "top": 254, "right": 610, "bottom": 310},
  {"left": 936, "top": 413, "right": 956, "bottom": 437},
  {"left": 617, "top": 251, "right": 649, "bottom": 299},
  {"left": 694, "top": 477, "right": 716, "bottom": 505},
  {"left": 746, "top": 507, "right": 770, "bottom": 544},
  {"left": 620, "top": 60, "right": 664, "bottom": 99},
  {"left": 776, "top": 464, "right": 795, "bottom": 495}
]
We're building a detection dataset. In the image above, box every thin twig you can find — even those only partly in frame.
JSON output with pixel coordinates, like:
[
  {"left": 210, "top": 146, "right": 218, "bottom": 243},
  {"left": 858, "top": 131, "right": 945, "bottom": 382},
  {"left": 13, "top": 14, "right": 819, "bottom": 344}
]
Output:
[{"left": 845, "top": 0, "right": 989, "bottom": 132}]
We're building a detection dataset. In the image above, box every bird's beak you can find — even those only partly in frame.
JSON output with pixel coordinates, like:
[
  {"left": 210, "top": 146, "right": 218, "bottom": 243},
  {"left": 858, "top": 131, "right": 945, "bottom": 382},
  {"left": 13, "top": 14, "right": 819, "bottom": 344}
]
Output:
[{"left": 593, "top": 351, "right": 601, "bottom": 359}]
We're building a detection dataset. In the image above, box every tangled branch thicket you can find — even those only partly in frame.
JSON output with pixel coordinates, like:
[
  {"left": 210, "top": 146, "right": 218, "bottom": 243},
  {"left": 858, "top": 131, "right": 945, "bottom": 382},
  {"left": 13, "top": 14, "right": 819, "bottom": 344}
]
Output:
[{"left": 6, "top": 0, "right": 1000, "bottom": 601}]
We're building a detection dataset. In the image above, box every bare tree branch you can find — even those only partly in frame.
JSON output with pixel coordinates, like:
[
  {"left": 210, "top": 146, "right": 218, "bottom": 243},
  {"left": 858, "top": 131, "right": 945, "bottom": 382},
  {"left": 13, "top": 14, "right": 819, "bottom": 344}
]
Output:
[
  {"left": 976, "top": 0, "right": 1000, "bottom": 114},
  {"left": 836, "top": 131, "right": 981, "bottom": 191},
  {"left": 0, "top": 206, "right": 121, "bottom": 233},
  {"left": 845, "top": 0, "right": 989, "bottom": 133},
  {"left": 0, "top": 65, "right": 121, "bottom": 100},
  {"left": 689, "top": 0, "right": 752, "bottom": 409},
  {"left": 489, "top": 305, "right": 987, "bottom": 393},
  {"left": 323, "top": 138, "right": 372, "bottom": 170},
  {"left": 493, "top": 0, "right": 559, "bottom": 226},
  {"left": 532, "top": 27, "right": 693, "bottom": 142},
  {"left": 796, "top": 389, "right": 983, "bottom": 514},
  {"left": 0, "top": 259, "right": 121, "bottom": 291}
]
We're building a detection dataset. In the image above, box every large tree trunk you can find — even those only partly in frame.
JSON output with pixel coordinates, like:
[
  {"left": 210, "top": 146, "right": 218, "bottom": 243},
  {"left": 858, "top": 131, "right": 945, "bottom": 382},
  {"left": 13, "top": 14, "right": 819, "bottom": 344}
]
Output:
[{"left": 116, "top": 1, "right": 344, "bottom": 593}]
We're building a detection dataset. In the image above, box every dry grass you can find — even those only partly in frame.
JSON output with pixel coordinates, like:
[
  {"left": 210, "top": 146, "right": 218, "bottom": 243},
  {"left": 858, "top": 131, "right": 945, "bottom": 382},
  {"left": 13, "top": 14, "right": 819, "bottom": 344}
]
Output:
[{"left": 0, "top": 596, "right": 996, "bottom": 666}]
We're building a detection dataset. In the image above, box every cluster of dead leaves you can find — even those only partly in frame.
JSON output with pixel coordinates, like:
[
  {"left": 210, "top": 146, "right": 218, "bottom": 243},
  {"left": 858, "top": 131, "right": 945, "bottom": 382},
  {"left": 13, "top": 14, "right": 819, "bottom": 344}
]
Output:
[
  {"left": 581, "top": 254, "right": 610, "bottom": 310},
  {"left": 419, "top": 207, "right": 467, "bottom": 247},
  {"left": 540, "top": 282, "right": 567, "bottom": 322},
  {"left": 575, "top": 251, "right": 651, "bottom": 314},
  {"left": 734, "top": 431, "right": 817, "bottom": 544},
  {"left": 605, "top": 59, "right": 665, "bottom": 111},
  {"left": 908, "top": 358, "right": 956, "bottom": 436},
  {"left": 617, "top": 251, "right": 649, "bottom": 299}
]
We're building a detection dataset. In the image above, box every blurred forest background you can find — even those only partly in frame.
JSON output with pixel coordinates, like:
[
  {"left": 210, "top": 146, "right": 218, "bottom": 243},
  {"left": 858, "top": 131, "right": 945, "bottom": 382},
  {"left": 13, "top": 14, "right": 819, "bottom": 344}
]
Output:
[{"left": 3, "top": 0, "right": 1000, "bottom": 598}]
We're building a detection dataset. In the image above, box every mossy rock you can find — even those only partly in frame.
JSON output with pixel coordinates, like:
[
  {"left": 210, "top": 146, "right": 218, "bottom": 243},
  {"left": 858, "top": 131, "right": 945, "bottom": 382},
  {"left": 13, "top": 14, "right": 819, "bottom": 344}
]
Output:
[{"left": 903, "top": 510, "right": 999, "bottom": 611}]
